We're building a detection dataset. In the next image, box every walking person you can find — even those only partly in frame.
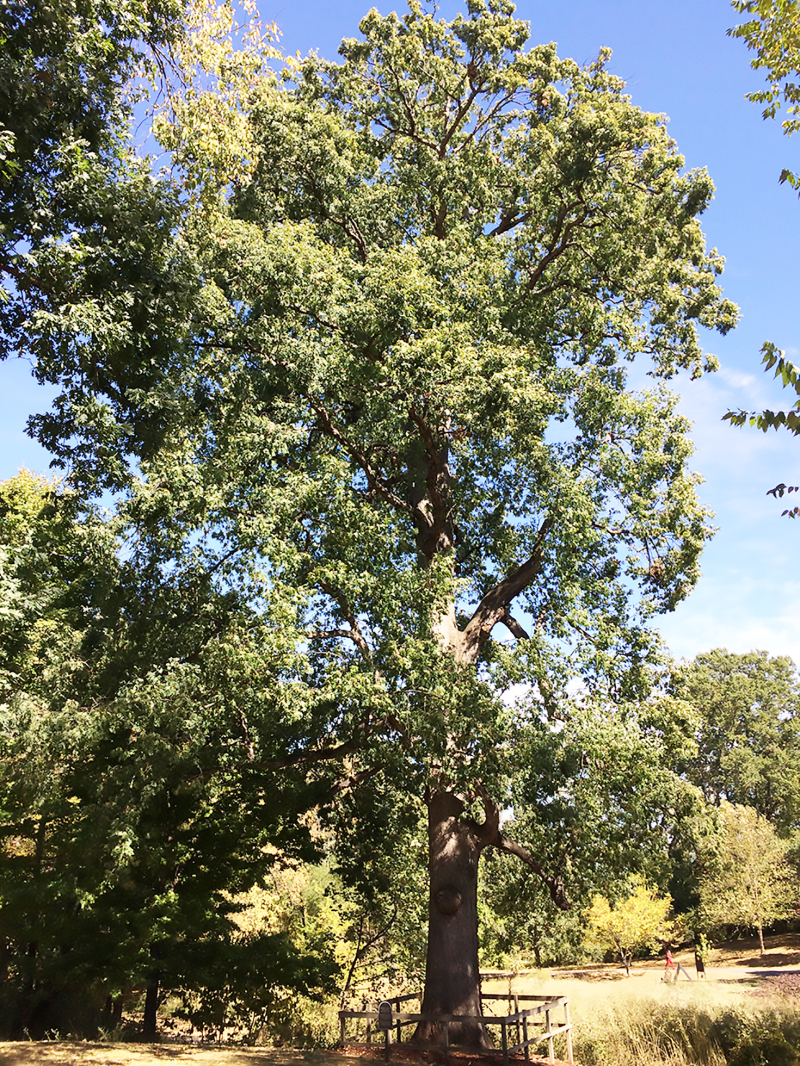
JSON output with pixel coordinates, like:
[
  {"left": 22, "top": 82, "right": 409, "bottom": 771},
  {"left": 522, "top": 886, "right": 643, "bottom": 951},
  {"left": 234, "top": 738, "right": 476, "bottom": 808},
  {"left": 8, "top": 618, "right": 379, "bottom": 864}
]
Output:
[{"left": 694, "top": 934, "right": 709, "bottom": 980}]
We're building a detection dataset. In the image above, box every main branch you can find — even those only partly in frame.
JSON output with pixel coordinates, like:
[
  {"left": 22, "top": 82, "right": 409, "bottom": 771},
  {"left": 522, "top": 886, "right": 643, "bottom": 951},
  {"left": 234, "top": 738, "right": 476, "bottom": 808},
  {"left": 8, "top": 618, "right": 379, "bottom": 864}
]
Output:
[
  {"left": 456, "top": 517, "right": 552, "bottom": 661},
  {"left": 473, "top": 788, "right": 570, "bottom": 910}
]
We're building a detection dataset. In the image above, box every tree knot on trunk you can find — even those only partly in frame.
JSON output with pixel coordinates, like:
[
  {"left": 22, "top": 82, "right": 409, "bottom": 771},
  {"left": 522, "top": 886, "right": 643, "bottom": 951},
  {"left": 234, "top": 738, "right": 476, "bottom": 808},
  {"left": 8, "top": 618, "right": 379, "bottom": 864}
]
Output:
[{"left": 435, "top": 885, "right": 463, "bottom": 915}]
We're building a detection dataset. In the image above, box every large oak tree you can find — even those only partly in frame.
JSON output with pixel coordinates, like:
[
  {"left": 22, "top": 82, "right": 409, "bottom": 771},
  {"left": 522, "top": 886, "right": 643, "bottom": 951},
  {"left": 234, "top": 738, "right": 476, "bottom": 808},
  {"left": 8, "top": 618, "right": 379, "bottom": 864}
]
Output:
[{"left": 4, "top": 0, "right": 738, "bottom": 1044}]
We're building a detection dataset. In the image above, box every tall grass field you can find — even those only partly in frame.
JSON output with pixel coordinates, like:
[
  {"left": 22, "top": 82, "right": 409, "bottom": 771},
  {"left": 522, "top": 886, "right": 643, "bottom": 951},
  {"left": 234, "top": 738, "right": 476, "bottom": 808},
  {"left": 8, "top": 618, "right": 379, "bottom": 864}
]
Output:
[{"left": 487, "top": 951, "right": 800, "bottom": 1066}]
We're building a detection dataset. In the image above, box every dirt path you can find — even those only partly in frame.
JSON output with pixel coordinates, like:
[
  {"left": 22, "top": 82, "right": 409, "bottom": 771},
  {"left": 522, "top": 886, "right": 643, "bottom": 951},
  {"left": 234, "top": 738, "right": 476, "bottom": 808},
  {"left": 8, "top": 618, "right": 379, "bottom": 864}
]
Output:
[{"left": 0, "top": 1047, "right": 565, "bottom": 1066}]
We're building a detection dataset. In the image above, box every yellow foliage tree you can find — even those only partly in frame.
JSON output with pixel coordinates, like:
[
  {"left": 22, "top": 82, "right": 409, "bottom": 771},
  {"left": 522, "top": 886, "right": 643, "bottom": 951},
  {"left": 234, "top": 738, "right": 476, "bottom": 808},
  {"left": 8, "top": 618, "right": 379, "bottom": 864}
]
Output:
[{"left": 585, "top": 876, "right": 673, "bottom": 975}]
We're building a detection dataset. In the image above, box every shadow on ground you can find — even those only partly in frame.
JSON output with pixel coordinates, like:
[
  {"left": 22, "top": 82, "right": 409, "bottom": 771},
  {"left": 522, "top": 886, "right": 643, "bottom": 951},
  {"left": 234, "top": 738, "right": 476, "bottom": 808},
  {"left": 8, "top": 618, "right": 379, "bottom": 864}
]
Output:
[
  {"left": 0, "top": 1046, "right": 351, "bottom": 1066},
  {"left": 737, "top": 952, "right": 800, "bottom": 968}
]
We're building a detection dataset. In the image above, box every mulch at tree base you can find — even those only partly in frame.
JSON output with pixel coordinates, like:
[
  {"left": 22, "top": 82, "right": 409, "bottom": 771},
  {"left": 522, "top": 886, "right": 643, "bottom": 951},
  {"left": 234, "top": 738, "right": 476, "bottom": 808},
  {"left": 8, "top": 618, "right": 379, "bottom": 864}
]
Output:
[
  {"left": 0, "top": 1046, "right": 576, "bottom": 1066},
  {"left": 339, "top": 1043, "right": 573, "bottom": 1066}
]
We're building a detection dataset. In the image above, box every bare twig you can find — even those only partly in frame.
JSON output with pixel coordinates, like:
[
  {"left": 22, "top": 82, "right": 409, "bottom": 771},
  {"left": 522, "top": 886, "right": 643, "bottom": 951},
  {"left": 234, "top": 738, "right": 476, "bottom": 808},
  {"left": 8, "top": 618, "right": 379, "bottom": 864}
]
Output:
[{"left": 317, "top": 578, "right": 373, "bottom": 661}]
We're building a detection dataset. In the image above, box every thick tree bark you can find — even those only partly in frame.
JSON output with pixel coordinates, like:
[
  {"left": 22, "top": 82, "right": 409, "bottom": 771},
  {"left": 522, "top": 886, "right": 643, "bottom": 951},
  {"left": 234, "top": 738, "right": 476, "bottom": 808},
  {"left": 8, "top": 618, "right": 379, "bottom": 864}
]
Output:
[
  {"left": 407, "top": 486, "right": 559, "bottom": 1047},
  {"left": 412, "top": 782, "right": 570, "bottom": 1048},
  {"left": 414, "top": 790, "right": 491, "bottom": 1048}
]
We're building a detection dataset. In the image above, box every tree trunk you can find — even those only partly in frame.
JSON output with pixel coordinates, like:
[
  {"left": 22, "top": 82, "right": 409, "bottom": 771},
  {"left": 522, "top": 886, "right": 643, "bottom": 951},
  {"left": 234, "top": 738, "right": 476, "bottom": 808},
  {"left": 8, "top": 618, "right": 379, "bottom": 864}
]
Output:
[
  {"left": 758, "top": 922, "right": 765, "bottom": 955},
  {"left": 143, "top": 978, "right": 159, "bottom": 1041},
  {"left": 414, "top": 789, "right": 491, "bottom": 1048},
  {"left": 103, "top": 994, "right": 124, "bottom": 1029},
  {"left": 532, "top": 924, "right": 542, "bottom": 968}
]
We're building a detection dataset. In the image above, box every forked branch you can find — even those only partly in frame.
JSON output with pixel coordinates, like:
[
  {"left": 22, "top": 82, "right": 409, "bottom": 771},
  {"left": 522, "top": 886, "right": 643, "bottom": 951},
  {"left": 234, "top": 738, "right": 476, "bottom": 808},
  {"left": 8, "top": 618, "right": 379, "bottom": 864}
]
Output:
[
  {"left": 458, "top": 516, "right": 552, "bottom": 660},
  {"left": 310, "top": 399, "right": 412, "bottom": 517}
]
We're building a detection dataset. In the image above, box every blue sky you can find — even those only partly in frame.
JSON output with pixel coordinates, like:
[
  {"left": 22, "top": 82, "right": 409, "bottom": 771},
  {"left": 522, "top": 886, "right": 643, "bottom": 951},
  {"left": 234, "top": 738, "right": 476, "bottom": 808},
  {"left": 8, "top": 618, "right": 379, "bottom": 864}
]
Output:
[{"left": 2, "top": 0, "right": 798, "bottom": 665}]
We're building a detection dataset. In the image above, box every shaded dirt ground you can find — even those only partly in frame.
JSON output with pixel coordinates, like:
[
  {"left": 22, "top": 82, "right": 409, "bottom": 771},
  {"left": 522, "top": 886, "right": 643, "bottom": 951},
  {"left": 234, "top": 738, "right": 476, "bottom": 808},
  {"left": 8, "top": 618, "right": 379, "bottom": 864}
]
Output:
[
  {"left": 2, "top": 934, "right": 798, "bottom": 1066},
  {"left": 0, "top": 1050, "right": 353, "bottom": 1066},
  {"left": 0, "top": 1047, "right": 567, "bottom": 1066}
]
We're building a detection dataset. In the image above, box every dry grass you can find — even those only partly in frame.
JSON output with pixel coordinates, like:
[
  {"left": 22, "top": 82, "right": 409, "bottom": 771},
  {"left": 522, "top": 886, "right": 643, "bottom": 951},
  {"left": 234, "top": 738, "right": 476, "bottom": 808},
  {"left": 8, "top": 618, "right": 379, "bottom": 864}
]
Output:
[{"left": 481, "top": 933, "right": 800, "bottom": 1065}]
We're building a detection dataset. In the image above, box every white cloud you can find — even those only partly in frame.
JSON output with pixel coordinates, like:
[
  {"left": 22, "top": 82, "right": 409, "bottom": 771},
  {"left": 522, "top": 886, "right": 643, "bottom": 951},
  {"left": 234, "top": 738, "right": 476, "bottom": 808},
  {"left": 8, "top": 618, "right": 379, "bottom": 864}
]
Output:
[{"left": 717, "top": 367, "right": 756, "bottom": 389}]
